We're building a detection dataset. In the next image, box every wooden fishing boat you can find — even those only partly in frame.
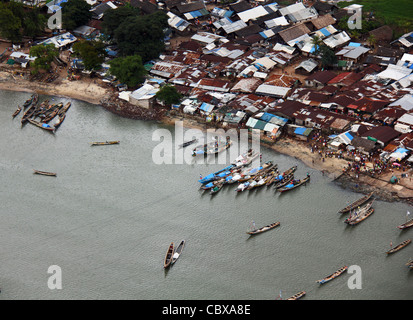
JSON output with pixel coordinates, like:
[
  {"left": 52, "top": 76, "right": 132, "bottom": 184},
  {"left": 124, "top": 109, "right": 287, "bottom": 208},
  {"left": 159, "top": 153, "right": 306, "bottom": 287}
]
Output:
[
  {"left": 22, "top": 94, "right": 35, "bottom": 108},
  {"left": 246, "top": 221, "right": 280, "bottom": 235},
  {"left": 200, "top": 179, "right": 225, "bottom": 191},
  {"left": 338, "top": 192, "right": 374, "bottom": 214},
  {"left": 344, "top": 200, "right": 374, "bottom": 225},
  {"left": 58, "top": 102, "right": 71, "bottom": 116},
  {"left": 43, "top": 103, "right": 63, "bottom": 123},
  {"left": 171, "top": 240, "right": 185, "bottom": 265},
  {"left": 278, "top": 175, "right": 310, "bottom": 193},
  {"left": 386, "top": 239, "right": 411, "bottom": 254},
  {"left": 345, "top": 208, "right": 375, "bottom": 226},
  {"left": 274, "top": 173, "right": 294, "bottom": 189},
  {"left": 406, "top": 259, "right": 413, "bottom": 269},
  {"left": 21, "top": 105, "right": 36, "bottom": 124},
  {"left": 53, "top": 113, "right": 66, "bottom": 129},
  {"left": 210, "top": 181, "right": 224, "bottom": 195},
  {"left": 287, "top": 291, "right": 306, "bottom": 300},
  {"left": 91, "top": 141, "right": 120, "bottom": 146},
  {"left": 231, "top": 149, "right": 261, "bottom": 168},
  {"left": 33, "top": 170, "right": 57, "bottom": 176},
  {"left": 397, "top": 217, "right": 413, "bottom": 230},
  {"left": 235, "top": 180, "right": 251, "bottom": 192},
  {"left": 12, "top": 106, "right": 22, "bottom": 118},
  {"left": 178, "top": 138, "right": 198, "bottom": 149},
  {"left": 28, "top": 119, "right": 55, "bottom": 132},
  {"left": 198, "top": 165, "right": 235, "bottom": 184},
  {"left": 192, "top": 137, "right": 231, "bottom": 157},
  {"left": 263, "top": 170, "right": 279, "bottom": 187},
  {"left": 237, "top": 162, "right": 275, "bottom": 182},
  {"left": 316, "top": 266, "right": 348, "bottom": 284},
  {"left": 164, "top": 242, "right": 174, "bottom": 268}
]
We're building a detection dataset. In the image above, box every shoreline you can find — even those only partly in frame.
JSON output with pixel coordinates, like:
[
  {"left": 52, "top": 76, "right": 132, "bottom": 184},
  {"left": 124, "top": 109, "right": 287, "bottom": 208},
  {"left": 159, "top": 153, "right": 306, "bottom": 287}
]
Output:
[
  {"left": 1, "top": 79, "right": 412, "bottom": 206},
  {"left": 0, "top": 71, "right": 111, "bottom": 105}
]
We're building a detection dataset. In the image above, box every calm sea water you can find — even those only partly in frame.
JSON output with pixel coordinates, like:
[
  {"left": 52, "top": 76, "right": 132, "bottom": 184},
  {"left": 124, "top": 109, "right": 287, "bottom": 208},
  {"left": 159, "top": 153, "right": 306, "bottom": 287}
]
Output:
[{"left": 0, "top": 90, "right": 411, "bottom": 300}]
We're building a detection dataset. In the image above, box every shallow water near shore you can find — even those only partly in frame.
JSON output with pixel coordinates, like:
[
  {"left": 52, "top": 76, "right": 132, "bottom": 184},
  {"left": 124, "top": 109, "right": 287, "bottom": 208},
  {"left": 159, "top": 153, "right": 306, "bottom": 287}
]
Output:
[{"left": 0, "top": 90, "right": 412, "bottom": 300}]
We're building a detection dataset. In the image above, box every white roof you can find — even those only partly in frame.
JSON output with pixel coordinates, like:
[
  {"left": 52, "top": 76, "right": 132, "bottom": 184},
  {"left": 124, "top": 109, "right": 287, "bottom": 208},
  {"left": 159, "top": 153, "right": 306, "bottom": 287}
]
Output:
[
  {"left": 10, "top": 52, "right": 36, "bottom": 61},
  {"left": 389, "top": 94, "right": 413, "bottom": 111},
  {"left": 323, "top": 31, "right": 350, "bottom": 48},
  {"left": 273, "top": 43, "right": 296, "bottom": 54},
  {"left": 279, "top": 2, "right": 306, "bottom": 16},
  {"left": 254, "top": 57, "right": 277, "bottom": 70},
  {"left": 191, "top": 32, "right": 224, "bottom": 44},
  {"left": 222, "top": 20, "right": 248, "bottom": 34},
  {"left": 336, "top": 45, "right": 370, "bottom": 60},
  {"left": 264, "top": 16, "right": 289, "bottom": 28},
  {"left": 255, "top": 84, "right": 291, "bottom": 98},
  {"left": 295, "top": 59, "right": 318, "bottom": 72},
  {"left": 167, "top": 12, "right": 190, "bottom": 31},
  {"left": 401, "top": 53, "right": 413, "bottom": 63},
  {"left": 130, "top": 84, "right": 159, "bottom": 101},
  {"left": 237, "top": 5, "right": 269, "bottom": 22},
  {"left": 40, "top": 32, "right": 77, "bottom": 48},
  {"left": 377, "top": 64, "right": 412, "bottom": 81},
  {"left": 396, "top": 113, "right": 413, "bottom": 126}
]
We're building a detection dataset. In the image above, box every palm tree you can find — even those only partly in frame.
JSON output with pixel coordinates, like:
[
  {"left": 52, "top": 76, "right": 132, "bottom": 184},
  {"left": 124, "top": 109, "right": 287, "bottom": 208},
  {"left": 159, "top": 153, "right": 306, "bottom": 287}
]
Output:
[
  {"left": 311, "top": 35, "right": 324, "bottom": 54},
  {"left": 367, "top": 34, "right": 377, "bottom": 48}
]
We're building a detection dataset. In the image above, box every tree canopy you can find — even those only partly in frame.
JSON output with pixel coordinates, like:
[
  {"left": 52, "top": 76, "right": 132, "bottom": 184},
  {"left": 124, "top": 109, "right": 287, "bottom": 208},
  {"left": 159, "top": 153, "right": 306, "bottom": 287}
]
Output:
[
  {"left": 73, "top": 40, "right": 106, "bottom": 71},
  {"left": 29, "top": 44, "right": 59, "bottom": 73},
  {"left": 108, "top": 55, "right": 147, "bottom": 87},
  {"left": 61, "top": 0, "right": 92, "bottom": 30},
  {"left": 101, "top": 5, "right": 141, "bottom": 39},
  {"left": 113, "top": 11, "right": 168, "bottom": 61},
  {"left": 0, "top": 3, "right": 21, "bottom": 42},
  {"left": 155, "top": 85, "right": 182, "bottom": 106}
]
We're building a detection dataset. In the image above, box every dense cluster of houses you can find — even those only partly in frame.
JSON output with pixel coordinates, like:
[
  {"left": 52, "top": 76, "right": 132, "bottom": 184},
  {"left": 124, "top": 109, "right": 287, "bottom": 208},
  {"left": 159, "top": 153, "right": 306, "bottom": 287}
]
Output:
[
  {"left": 121, "top": 0, "right": 413, "bottom": 167},
  {"left": 5, "top": 0, "right": 413, "bottom": 166}
]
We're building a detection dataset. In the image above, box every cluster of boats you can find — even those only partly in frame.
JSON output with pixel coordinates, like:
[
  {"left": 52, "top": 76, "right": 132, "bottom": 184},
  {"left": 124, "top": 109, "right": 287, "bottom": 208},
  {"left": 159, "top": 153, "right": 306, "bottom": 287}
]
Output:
[
  {"left": 198, "top": 149, "right": 310, "bottom": 195},
  {"left": 338, "top": 192, "right": 412, "bottom": 269},
  {"left": 13, "top": 93, "right": 71, "bottom": 133}
]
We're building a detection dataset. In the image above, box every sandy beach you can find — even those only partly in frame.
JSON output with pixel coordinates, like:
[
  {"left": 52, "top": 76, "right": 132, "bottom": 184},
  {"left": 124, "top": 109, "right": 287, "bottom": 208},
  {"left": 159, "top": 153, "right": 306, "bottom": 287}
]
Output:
[{"left": 0, "top": 70, "right": 111, "bottom": 105}]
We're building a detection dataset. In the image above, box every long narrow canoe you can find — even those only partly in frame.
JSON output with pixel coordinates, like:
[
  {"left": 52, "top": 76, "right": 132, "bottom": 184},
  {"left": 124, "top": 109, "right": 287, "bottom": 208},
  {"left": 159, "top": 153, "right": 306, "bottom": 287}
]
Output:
[
  {"left": 171, "top": 240, "right": 185, "bottom": 265},
  {"left": 178, "top": 138, "right": 198, "bottom": 149},
  {"left": 386, "top": 239, "right": 411, "bottom": 254},
  {"left": 316, "top": 266, "right": 348, "bottom": 284},
  {"left": 287, "top": 291, "right": 306, "bottom": 300},
  {"left": 278, "top": 175, "right": 310, "bottom": 193},
  {"left": 28, "top": 119, "right": 55, "bottom": 132},
  {"left": 344, "top": 201, "right": 374, "bottom": 225},
  {"left": 406, "top": 259, "right": 413, "bottom": 269},
  {"left": 164, "top": 242, "right": 174, "bottom": 268},
  {"left": 33, "top": 170, "right": 57, "bottom": 176},
  {"left": 274, "top": 173, "right": 294, "bottom": 189},
  {"left": 397, "top": 218, "right": 413, "bottom": 230},
  {"left": 247, "top": 222, "right": 280, "bottom": 235},
  {"left": 12, "top": 106, "right": 22, "bottom": 118},
  {"left": 346, "top": 208, "right": 375, "bottom": 226},
  {"left": 91, "top": 141, "right": 120, "bottom": 146},
  {"left": 338, "top": 192, "right": 374, "bottom": 214}
]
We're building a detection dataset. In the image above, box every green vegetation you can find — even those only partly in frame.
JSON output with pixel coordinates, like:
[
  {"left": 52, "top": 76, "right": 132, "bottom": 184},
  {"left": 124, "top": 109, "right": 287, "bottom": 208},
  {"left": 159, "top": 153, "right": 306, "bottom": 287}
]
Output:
[
  {"left": 29, "top": 44, "right": 59, "bottom": 74},
  {"left": 337, "top": 0, "right": 413, "bottom": 35},
  {"left": 101, "top": 5, "right": 141, "bottom": 38},
  {"left": 61, "top": 0, "right": 92, "bottom": 30},
  {"left": 72, "top": 40, "right": 106, "bottom": 71},
  {"left": 108, "top": 55, "right": 147, "bottom": 87},
  {"left": 0, "top": 2, "right": 46, "bottom": 42},
  {"left": 155, "top": 85, "right": 182, "bottom": 106},
  {"left": 107, "top": 10, "right": 168, "bottom": 61}
]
